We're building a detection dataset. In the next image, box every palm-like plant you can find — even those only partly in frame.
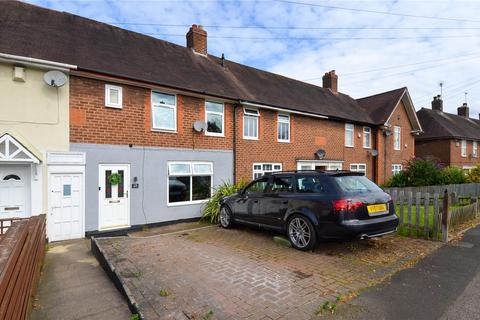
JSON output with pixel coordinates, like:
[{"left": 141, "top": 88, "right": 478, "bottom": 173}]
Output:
[{"left": 202, "top": 181, "right": 247, "bottom": 224}]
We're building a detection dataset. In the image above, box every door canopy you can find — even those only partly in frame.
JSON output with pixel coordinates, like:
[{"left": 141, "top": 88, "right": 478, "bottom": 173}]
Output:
[{"left": 0, "top": 134, "right": 40, "bottom": 163}]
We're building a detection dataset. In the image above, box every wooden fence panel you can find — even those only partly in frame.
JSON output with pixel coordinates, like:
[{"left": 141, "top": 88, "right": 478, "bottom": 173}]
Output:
[
  {"left": 424, "top": 193, "right": 430, "bottom": 238},
  {"left": 415, "top": 192, "right": 421, "bottom": 234},
  {"left": 433, "top": 193, "right": 439, "bottom": 240},
  {"left": 399, "top": 191, "right": 404, "bottom": 226},
  {"left": 0, "top": 215, "right": 46, "bottom": 320},
  {"left": 407, "top": 192, "right": 413, "bottom": 228}
]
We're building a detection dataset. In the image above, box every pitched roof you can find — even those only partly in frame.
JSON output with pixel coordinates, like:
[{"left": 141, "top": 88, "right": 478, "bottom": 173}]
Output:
[
  {"left": 416, "top": 108, "right": 480, "bottom": 141},
  {"left": 1, "top": 1, "right": 405, "bottom": 125},
  {"left": 357, "top": 87, "right": 406, "bottom": 124}
]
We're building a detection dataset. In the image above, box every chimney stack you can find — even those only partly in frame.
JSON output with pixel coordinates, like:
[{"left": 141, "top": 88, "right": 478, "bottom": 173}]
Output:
[
  {"left": 431, "top": 95, "right": 443, "bottom": 111},
  {"left": 457, "top": 102, "right": 469, "bottom": 118},
  {"left": 186, "top": 24, "right": 207, "bottom": 55},
  {"left": 322, "top": 70, "right": 338, "bottom": 93}
]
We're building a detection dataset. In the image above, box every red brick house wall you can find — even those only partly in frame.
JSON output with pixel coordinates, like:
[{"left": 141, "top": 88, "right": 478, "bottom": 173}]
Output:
[
  {"left": 69, "top": 76, "right": 234, "bottom": 150},
  {"left": 415, "top": 139, "right": 480, "bottom": 168}
]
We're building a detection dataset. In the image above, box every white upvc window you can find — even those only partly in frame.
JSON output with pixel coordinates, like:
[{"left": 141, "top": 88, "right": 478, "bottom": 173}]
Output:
[
  {"left": 392, "top": 164, "right": 403, "bottom": 175},
  {"left": 345, "top": 123, "right": 354, "bottom": 147},
  {"left": 205, "top": 101, "right": 224, "bottom": 136},
  {"left": 363, "top": 127, "right": 371, "bottom": 148},
  {"left": 168, "top": 162, "right": 213, "bottom": 205},
  {"left": 277, "top": 113, "right": 290, "bottom": 142},
  {"left": 243, "top": 108, "right": 259, "bottom": 140},
  {"left": 152, "top": 91, "right": 177, "bottom": 131},
  {"left": 105, "top": 84, "right": 122, "bottom": 108},
  {"left": 350, "top": 163, "right": 366, "bottom": 175},
  {"left": 394, "top": 126, "right": 401, "bottom": 150},
  {"left": 252, "top": 163, "right": 282, "bottom": 180},
  {"left": 473, "top": 141, "right": 478, "bottom": 158},
  {"left": 461, "top": 140, "right": 467, "bottom": 157}
]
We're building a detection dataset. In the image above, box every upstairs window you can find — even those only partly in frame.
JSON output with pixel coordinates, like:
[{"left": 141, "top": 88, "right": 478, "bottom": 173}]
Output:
[
  {"left": 394, "top": 126, "right": 401, "bottom": 150},
  {"left": 363, "top": 127, "right": 371, "bottom": 148},
  {"left": 205, "top": 101, "right": 224, "bottom": 136},
  {"left": 152, "top": 92, "right": 176, "bottom": 131},
  {"left": 345, "top": 123, "right": 354, "bottom": 147},
  {"left": 473, "top": 141, "right": 478, "bottom": 158},
  {"left": 461, "top": 140, "right": 467, "bottom": 157},
  {"left": 105, "top": 84, "right": 122, "bottom": 108},
  {"left": 243, "top": 108, "right": 259, "bottom": 140},
  {"left": 277, "top": 114, "right": 290, "bottom": 142}
]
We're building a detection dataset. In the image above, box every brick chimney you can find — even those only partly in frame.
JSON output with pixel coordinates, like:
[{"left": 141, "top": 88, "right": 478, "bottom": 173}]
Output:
[
  {"left": 431, "top": 95, "right": 443, "bottom": 111},
  {"left": 186, "top": 24, "right": 207, "bottom": 55},
  {"left": 322, "top": 70, "right": 338, "bottom": 93},
  {"left": 457, "top": 102, "right": 469, "bottom": 118}
]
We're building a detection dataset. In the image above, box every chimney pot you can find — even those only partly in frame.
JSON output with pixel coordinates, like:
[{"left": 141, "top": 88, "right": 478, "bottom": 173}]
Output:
[
  {"left": 322, "top": 70, "right": 338, "bottom": 93},
  {"left": 186, "top": 24, "right": 207, "bottom": 55},
  {"left": 431, "top": 95, "right": 443, "bottom": 111},
  {"left": 457, "top": 102, "right": 470, "bottom": 118}
]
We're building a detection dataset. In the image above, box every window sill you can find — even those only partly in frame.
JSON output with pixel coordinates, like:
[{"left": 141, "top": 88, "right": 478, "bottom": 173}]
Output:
[
  {"left": 345, "top": 145, "right": 354, "bottom": 148},
  {"left": 278, "top": 140, "right": 290, "bottom": 143},
  {"left": 152, "top": 128, "right": 177, "bottom": 134},
  {"left": 205, "top": 132, "right": 225, "bottom": 138},
  {"left": 243, "top": 136, "right": 259, "bottom": 141},
  {"left": 105, "top": 104, "right": 122, "bottom": 109},
  {"left": 167, "top": 199, "right": 209, "bottom": 207},
  {"left": 363, "top": 146, "right": 371, "bottom": 149}
]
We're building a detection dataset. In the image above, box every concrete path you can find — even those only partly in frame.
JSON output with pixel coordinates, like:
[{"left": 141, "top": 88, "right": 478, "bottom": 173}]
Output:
[
  {"left": 30, "top": 239, "right": 131, "bottom": 320},
  {"left": 330, "top": 225, "right": 480, "bottom": 320}
]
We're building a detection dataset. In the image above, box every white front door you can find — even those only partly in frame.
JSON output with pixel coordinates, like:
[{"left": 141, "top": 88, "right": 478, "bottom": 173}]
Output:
[
  {"left": 0, "top": 165, "right": 29, "bottom": 218},
  {"left": 98, "top": 164, "right": 130, "bottom": 230},
  {"left": 49, "top": 173, "right": 83, "bottom": 241}
]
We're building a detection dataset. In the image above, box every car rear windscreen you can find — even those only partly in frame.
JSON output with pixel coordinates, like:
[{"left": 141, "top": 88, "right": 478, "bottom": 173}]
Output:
[{"left": 333, "top": 175, "right": 383, "bottom": 193}]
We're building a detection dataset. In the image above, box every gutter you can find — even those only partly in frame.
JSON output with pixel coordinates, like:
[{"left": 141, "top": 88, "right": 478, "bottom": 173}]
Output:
[
  {"left": 240, "top": 101, "right": 329, "bottom": 120},
  {"left": 0, "top": 53, "right": 77, "bottom": 71}
]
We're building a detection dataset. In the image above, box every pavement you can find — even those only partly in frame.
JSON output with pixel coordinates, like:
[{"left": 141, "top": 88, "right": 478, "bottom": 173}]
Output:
[
  {"left": 30, "top": 239, "right": 132, "bottom": 320},
  {"left": 95, "top": 225, "right": 439, "bottom": 319},
  {"left": 329, "top": 225, "right": 480, "bottom": 320}
]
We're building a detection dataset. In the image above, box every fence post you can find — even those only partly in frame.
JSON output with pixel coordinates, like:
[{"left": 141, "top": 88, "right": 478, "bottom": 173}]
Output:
[
  {"left": 415, "top": 192, "right": 421, "bottom": 235},
  {"left": 399, "top": 191, "right": 404, "bottom": 226},
  {"left": 424, "top": 193, "right": 430, "bottom": 239},
  {"left": 407, "top": 192, "right": 413, "bottom": 229},
  {"left": 433, "top": 193, "right": 439, "bottom": 240},
  {"left": 442, "top": 189, "right": 450, "bottom": 242}
]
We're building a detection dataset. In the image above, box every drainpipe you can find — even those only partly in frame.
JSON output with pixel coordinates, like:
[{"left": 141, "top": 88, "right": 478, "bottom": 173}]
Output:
[{"left": 233, "top": 104, "right": 237, "bottom": 184}]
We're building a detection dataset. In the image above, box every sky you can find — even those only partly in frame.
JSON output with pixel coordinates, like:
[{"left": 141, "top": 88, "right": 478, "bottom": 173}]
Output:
[{"left": 26, "top": 0, "right": 480, "bottom": 116}]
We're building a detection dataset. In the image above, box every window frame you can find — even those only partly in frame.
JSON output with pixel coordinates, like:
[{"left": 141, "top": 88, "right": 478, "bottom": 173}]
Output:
[
  {"left": 474, "top": 141, "right": 478, "bottom": 158},
  {"left": 243, "top": 108, "right": 260, "bottom": 140},
  {"left": 205, "top": 101, "right": 225, "bottom": 137},
  {"left": 345, "top": 123, "right": 354, "bottom": 147},
  {"left": 167, "top": 161, "right": 213, "bottom": 206},
  {"left": 363, "top": 127, "right": 371, "bottom": 149},
  {"left": 461, "top": 140, "right": 467, "bottom": 157},
  {"left": 252, "top": 162, "right": 282, "bottom": 180},
  {"left": 392, "top": 164, "right": 403, "bottom": 175},
  {"left": 350, "top": 163, "right": 366, "bottom": 175},
  {"left": 105, "top": 84, "right": 123, "bottom": 109},
  {"left": 277, "top": 113, "right": 290, "bottom": 143},
  {"left": 151, "top": 91, "right": 177, "bottom": 132},
  {"left": 394, "top": 126, "right": 401, "bottom": 150}
]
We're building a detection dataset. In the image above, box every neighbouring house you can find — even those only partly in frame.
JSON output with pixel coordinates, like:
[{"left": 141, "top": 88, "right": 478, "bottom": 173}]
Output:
[
  {"left": 416, "top": 95, "right": 480, "bottom": 170},
  {"left": 0, "top": 1, "right": 422, "bottom": 237}
]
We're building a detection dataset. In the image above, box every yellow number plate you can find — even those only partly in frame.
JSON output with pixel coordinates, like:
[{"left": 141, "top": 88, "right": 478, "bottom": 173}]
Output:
[{"left": 367, "top": 204, "right": 387, "bottom": 214}]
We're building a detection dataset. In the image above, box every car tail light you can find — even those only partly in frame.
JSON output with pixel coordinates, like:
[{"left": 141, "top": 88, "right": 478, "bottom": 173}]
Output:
[{"left": 332, "top": 199, "right": 364, "bottom": 213}]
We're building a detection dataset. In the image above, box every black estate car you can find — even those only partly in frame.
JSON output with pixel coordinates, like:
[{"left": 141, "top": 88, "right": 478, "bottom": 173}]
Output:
[{"left": 219, "top": 170, "right": 398, "bottom": 251}]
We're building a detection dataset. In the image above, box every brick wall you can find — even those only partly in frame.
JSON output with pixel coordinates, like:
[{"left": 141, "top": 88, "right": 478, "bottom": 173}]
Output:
[
  {"left": 70, "top": 76, "right": 233, "bottom": 150},
  {"left": 234, "top": 107, "right": 376, "bottom": 182},
  {"left": 449, "top": 140, "right": 479, "bottom": 168},
  {"left": 415, "top": 139, "right": 480, "bottom": 168}
]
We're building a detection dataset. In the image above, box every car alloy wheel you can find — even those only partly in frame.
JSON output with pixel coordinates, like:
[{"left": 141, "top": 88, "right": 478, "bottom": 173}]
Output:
[
  {"left": 220, "top": 206, "right": 232, "bottom": 228},
  {"left": 288, "top": 215, "right": 316, "bottom": 250}
]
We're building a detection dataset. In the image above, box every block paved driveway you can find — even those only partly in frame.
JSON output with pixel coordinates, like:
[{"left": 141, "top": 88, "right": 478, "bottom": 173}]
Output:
[{"left": 96, "top": 225, "right": 440, "bottom": 320}]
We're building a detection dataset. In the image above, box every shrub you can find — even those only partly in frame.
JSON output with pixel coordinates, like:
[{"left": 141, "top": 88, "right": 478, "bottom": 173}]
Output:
[
  {"left": 403, "top": 158, "right": 443, "bottom": 187},
  {"left": 466, "top": 165, "right": 480, "bottom": 183},
  {"left": 202, "top": 181, "right": 247, "bottom": 224},
  {"left": 383, "top": 171, "right": 408, "bottom": 188},
  {"left": 440, "top": 166, "right": 466, "bottom": 185}
]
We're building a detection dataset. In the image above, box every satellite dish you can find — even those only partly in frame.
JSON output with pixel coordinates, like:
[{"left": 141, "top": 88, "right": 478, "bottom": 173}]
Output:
[
  {"left": 43, "top": 70, "right": 67, "bottom": 87},
  {"left": 370, "top": 149, "right": 379, "bottom": 157},
  {"left": 315, "top": 149, "right": 326, "bottom": 159},
  {"left": 193, "top": 120, "right": 206, "bottom": 132}
]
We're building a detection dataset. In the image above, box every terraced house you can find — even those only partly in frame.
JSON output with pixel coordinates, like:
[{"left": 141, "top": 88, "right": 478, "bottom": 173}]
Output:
[
  {"left": 416, "top": 96, "right": 480, "bottom": 170},
  {"left": 0, "top": 1, "right": 422, "bottom": 238}
]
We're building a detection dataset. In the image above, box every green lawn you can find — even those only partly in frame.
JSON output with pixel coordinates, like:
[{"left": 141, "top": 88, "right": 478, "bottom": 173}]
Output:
[{"left": 394, "top": 204, "right": 442, "bottom": 239}]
